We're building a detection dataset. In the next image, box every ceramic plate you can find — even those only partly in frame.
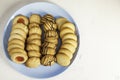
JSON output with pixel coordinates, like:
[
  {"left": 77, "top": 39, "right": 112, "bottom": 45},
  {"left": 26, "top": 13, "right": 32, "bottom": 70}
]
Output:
[{"left": 1, "top": 1, "right": 80, "bottom": 78}]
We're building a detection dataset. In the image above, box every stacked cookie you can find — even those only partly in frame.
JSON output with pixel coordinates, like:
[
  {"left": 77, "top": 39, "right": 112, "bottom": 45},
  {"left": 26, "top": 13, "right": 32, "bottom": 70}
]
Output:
[
  {"left": 41, "top": 14, "right": 58, "bottom": 66},
  {"left": 56, "top": 17, "right": 78, "bottom": 66},
  {"left": 25, "top": 14, "right": 42, "bottom": 68},
  {"left": 7, "top": 15, "right": 29, "bottom": 64}
]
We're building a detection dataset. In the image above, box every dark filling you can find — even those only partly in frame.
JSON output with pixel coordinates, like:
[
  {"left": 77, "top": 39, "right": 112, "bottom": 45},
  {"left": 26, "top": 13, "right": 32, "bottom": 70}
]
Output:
[
  {"left": 16, "top": 56, "right": 24, "bottom": 62},
  {"left": 17, "top": 18, "right": 25, "bottom": 24}
]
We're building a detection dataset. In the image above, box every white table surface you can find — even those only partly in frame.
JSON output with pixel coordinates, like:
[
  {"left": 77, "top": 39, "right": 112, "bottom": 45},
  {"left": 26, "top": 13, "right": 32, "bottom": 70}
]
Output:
[{"left": 0, "top": 0, "right": 120, "bottom": 80}]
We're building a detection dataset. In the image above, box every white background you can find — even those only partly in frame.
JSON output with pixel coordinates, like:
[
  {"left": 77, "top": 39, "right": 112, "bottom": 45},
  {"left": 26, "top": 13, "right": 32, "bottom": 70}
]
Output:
[{"left": 0, "top": 0, "right": 120, "bottom": 80}]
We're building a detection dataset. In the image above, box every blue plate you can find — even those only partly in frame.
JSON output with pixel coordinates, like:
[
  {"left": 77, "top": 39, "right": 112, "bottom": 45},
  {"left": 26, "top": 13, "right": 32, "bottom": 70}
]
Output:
[{"left": 2, "top": 1, "right": 80, "bottom": 78}]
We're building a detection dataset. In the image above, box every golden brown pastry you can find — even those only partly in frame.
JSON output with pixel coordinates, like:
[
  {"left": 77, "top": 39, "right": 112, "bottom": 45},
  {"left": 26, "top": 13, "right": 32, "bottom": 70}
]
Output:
[
  {"left": 41, "top": 55, "right": 56, "bottom": 66},
  {"left": 56, "top": 53, "right": 70, "bottom": 66},
  {"left": 12, "top": 15, "right": 29, "bottom": 25},
  {"left": 28, "top": 51, "right": 41, "bottom": 57},
  {"left": 29, "top": 14, "right": 41, "bottom": 24},
  {"left": 25, "top": 57, "right": 40, "bottom": 68},
  {"left": 11, "top": 52, "right": 28, "bottom": 64}
]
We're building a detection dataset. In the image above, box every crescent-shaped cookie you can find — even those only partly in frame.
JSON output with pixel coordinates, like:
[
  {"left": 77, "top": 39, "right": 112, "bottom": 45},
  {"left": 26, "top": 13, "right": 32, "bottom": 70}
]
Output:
[
  {"left": 30, "top": 14, "right": 41, "bottom": 24},
  {"left": 12, "top": 15, "right": 29, "bottom": 25}
]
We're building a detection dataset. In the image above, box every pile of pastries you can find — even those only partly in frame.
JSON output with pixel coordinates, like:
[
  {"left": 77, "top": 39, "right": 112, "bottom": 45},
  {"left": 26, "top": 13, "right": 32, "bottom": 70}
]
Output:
[{"left": 7, "top": 13, "right": 78, "bottom": 68}]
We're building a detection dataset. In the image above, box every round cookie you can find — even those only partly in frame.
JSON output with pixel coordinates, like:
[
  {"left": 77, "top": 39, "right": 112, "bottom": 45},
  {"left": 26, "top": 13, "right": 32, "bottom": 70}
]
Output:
[
  {"left": 9, "top": 48, "right": 26, "bottom": 56},
  {"left": 58, "top": 48, "right": 73, "bottom": 59},
  {"left": 11, "top": 52, "right": 28, "bottom": 64},
  {"left": 56, "top": 53, "right": 70, "bottom": 66},
  {"left": 61, "top": 43, "right": 76, "bottom": 54},
  {"left": 28, "top": 51, "right": 41, "bottom": 57},
  {"left": 56, "top": 17, "right": 69, "bottom": 30},
  {"left": 41, "top": 47, "right": 55, "bottom": 55},
  {"left": 27, "top": 39, "right": 41, "bottom": 46},
  {"left": 10, "top": 28, "right": 27, "bottom": 39},
  {"left": 30, "top": 14, "right": 41, "bottom": 24},
  {"left": 7, "top": 44, "right": 24, "bottom": 52},
  {"left": 25, "top": 57, "right": 40, "bottom": 68},
  {"left": 26, "top": 44, "right": 40, "bottom": 51},
  {"left": 12, "top": 23, "right": 28, "bottom": 34},
  {"left": 29, "top": 23, "right": 40, "bottom": 29},
  {"left": 12, "top": 15, "right": 29, "bottom": 25},
  {"left": 41, "top": 55, "right": 56, "bottom": 66},
  {"left": 27, "top": 34, "right": 41, "bottom": 42},
  {"left": 8, "top": 39, "right": 24, "bottom": 47},
  {"left": 8, "top": 34, "right": 25, "bottom": 42},
  {"left": 62, "top": 33, "right": 77, "bottom": 41},
  {"left": 45, "top": 37, "right": 58, "bottom": 44},
  {"left": 42, "top": 42, "right": 56, "bottom": 49},
  {"left": 45, "top": 30, "right": 58, "bottom": 38},
  {"left": 29, "top": 27, "right": 42, "bottom": 36},
  {"left": 62, "top": 39, "right": 77, "bottom": 48},
  {"left": 60, "top": 28, "right": 74, "bottom": 38},
  {"left": 60, "top": 22, "right": 75, "bottom": 32}
]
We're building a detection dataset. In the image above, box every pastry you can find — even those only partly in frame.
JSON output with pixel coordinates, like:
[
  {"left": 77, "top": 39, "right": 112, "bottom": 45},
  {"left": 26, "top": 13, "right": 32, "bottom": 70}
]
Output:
[
  {"left": 62, "top": 33, "right": 77, "bottom": 41},
  {"left": 28, "top": 51, "right": 41, "bottom": 57},
  {"left": 62, "top": 39, "right": 77, "bottom": 48},
  {"left": 60, "top": 28, "right": 74, "bottom": 38},
  {"left": 11, "top": 52, "right": 28, "bottom": 64},
  {"left": 41, "top": 47, "right": 55, "bottom": 55},
  {"left": 56, "top": 17, "right": 69, "bottom": 30},
  {"left": 8, "top": 34, "right": 25, "bottom": 42},
  {"left": 56, "top": 53, "right": 70, "bottom": 66},
  {"left": 10, "top": 28, "right": 27, "bottom": 39},
  {"left": 29, "top": 14, "right": 41, "bottom": 24},
  {"left": 58, "top": 48, "right": 73, "bottom": 59},
  {"left": 41, "top": 55, "right": 56, "bottom": 66},
  {"left": 8, "top": 39, "right": 24, "bottom": 47},
  {"left": 61, "top": 43, "right": 76, "bottom": 54},
  {"left": 29, "top": 27, "right": 42, "bottom": 36},
  {"left": 12, "top": 23, "right": 28, "bottom": 34},
  {"left": 26, "top": 44, "right": 40, "bottom": 51},
  {"left": 12, "top": 15, "right": 29, "bottom": 25},
  {"left": 60, "top": 22, "right": 75, "bottom": 31},
  {"left": 25, "top": 57, "right": 40, "bottom": 68}
]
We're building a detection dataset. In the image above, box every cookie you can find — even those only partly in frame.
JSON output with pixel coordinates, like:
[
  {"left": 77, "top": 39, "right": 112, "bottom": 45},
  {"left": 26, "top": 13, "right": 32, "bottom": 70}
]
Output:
[
  {"left": 8, "top": 34, "right": 25, "bottom": 42},
  {"left": 41, "top": 47, "right": 55, "bottom": 55},
  {"left": 62, "top": 39, "right": 77, "bottom": 48},
  {"left": 7, "top": 44, "right": 24, "bottom": 52},
  {"left": 29, "top": 23, "right": 40, "bottom": 29},
  {"left": 45, "top": 37, "right": 58, "bottom": 44},
  {"left": 42, "top": 42, "right": 56, "bottom": 49},
  {"left": 30, "top": 14, "right": 41, "bottom": 24},
  {"left": 28, "top": 51, "right": 41, "bottom": 57},
  {"left": 27, "top": 34, "right": 41, "bottom": 42},
  {"left": 56, "top": 53, "right": 70, "bottom": 66},
  {"left": 12, "top": 23, "right": 28, "bottom": 34},
  {"left": 26, "top": 44, "right": 40, "bottom": 51},
  {"left": 29, "top": 27, "right": 42, "bottom": 36},
  {"left": 62, "top": 33, "right": 77, "bottom": 41},
  {"left": 8, "top": 39, "right": 24, "bottom": 47},
  {"left": 27, "top": 39, "right": 41, "bottom": 46},
  {"left": 45, "top": 30, "right": 58, "bottom": 38},
  {"left": 60, "top": 28, "right": 74, "bottom": 38},
  {"left": 56, "top": 17, "right": 69, "bottom": 30},
  {"left": 25, "top": 57, "right": 40, "bottom": 68},
  {"left": 60, "top": 22, "right": 75, "bottom": 32},
  {"left": 61, "top": 43, "right": 76, "bottom": 54},
  {"left": 9, "top": 48, "right": 26, "bottom": 56},
  {"left": 12, "top": 15, "right": 29, "bottom": 25},
  {"left": 11, "top": 52, "right": 28, "bottom": 64},
  {"left": 42, "top": 14, "right": 55, "bottom": 23},
  {"left": 10, "top": 28, "right": 27, "bottom": 39},
  {"left": 58, "top": 48, "right": 73, "bottom": 59},
  {"left": 44, "top": 21, "right": 54, "bottom": 31},
  {"left": 41, "top": 55, "right": 56, "bottom": 66}
]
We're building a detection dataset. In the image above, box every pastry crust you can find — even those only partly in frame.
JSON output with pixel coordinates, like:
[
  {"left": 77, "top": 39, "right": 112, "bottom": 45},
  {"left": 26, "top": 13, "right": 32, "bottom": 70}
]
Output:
[
  {"left": 12, "top": 15, "right": 29, "bottom": 25},
  {"left": 11, "top": 52, "right": 28, "bottom": 64},
  {"left": 12, "top": 23, "right": 28, "bottom": 34},
  {"left": 56, "top": 53, "right": 70, "bottom": 66},
  {"left": 41, "top": 55, "right": 56, "bottom": 66},
  {"left": 28, "top": 51, "right": 41, "bottom": 57},
  {"left": 26, "top": 44, "right": 40, "bottom": 51},
  {"left": 25, "top": 57, "right": 40, "bottom": 68},
  {"left": 30, "top": 14, "right": 41, "bottom": 24}
]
